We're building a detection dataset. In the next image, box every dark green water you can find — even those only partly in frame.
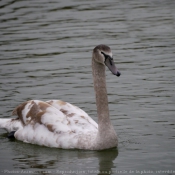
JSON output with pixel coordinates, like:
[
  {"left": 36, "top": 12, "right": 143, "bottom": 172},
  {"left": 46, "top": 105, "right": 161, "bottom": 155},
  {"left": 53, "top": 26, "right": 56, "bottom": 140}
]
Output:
[{"left": 0, "top": 0, "right": 175, "bottom": 175}]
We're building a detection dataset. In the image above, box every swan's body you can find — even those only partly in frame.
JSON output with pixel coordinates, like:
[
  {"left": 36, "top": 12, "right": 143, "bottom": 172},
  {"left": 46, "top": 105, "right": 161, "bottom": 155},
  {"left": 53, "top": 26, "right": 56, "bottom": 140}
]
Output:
[{"left": 0, "top": 45, "right": 120, "bottom": 150}]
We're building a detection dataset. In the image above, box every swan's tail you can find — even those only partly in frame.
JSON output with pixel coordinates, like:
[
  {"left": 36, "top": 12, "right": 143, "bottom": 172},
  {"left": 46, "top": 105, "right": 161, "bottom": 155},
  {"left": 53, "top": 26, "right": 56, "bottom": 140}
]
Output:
[{"left": 0, "top": 118, "right": 23, "bottom": 133}]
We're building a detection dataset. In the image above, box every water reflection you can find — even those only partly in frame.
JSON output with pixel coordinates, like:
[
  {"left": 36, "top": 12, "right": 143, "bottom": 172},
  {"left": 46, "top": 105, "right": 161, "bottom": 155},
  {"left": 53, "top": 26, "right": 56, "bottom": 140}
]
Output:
[
  {"left": 97, "top": 150, "right": 118, "bottom": 175},
  {"left": 11, "top": 141, "right": 118, "bottom": 175}
]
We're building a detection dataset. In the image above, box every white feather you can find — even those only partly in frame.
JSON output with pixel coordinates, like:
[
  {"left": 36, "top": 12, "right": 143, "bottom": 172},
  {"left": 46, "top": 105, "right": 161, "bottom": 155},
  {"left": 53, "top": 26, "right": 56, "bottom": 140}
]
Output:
[
  {"left": 0, "top": 118, "right": 22, "bottom": 132},
  {"left": 0, "top": 100, "right": 98, "bottom": 149}
]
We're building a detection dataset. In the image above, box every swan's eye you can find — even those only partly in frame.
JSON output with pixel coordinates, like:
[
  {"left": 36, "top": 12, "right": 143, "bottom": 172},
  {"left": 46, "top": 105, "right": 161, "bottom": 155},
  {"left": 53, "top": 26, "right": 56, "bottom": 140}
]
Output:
[
  {"left": 101, "top": 52, "right": 105, "bottom": 57},
  {"left": 101, "top": 52, "right": 109, "bottom": 60},
  {"left": 101, "top": 52, "right": 113, "bottom": 65}
]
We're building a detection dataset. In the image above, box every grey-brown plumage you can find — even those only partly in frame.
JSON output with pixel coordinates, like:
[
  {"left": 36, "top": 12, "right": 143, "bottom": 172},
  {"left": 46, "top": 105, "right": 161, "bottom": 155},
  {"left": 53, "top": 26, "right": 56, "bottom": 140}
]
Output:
[{"left": 91, "top": 44, "right": 120, "bottom": 149}]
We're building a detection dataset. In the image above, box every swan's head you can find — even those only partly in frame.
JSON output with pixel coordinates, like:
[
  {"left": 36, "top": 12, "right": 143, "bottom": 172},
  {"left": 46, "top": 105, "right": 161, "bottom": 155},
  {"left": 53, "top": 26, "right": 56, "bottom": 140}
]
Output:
[{"left": 93, "top": 44, "right": 121, "bottom": 77}]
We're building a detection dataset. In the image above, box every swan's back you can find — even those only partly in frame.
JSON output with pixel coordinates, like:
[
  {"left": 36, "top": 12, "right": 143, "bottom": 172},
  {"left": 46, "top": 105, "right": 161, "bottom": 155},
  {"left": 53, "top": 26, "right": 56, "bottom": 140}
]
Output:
[{"left": 11, "top": 100, "right": 98, "bottom": 149}]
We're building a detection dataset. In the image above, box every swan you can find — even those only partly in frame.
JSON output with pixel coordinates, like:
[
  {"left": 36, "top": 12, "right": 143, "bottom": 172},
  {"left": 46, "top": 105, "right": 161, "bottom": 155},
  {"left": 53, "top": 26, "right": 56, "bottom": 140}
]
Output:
[{"left": 0, "top": 44, "right": 121, "bottom": 150}]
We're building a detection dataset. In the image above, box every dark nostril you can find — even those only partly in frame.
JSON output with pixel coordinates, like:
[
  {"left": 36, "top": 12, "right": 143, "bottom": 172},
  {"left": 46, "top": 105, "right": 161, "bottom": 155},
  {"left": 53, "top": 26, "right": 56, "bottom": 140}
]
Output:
[{"left": 116, "top": 71, "right": 121, "bottom": 77}]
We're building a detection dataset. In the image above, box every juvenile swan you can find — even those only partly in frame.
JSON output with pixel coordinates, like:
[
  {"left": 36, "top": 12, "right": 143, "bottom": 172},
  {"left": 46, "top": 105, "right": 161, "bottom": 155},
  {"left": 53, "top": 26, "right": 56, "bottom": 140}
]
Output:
[{"left": 0, "top": 45, "right": 121, "bottom": 150}]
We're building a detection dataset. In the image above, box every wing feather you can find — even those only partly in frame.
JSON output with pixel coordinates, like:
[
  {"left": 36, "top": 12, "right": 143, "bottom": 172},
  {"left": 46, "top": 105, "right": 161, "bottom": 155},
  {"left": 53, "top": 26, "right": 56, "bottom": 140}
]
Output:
[{"left": 7, "top": 99, "right": 98, "bottom": 148}]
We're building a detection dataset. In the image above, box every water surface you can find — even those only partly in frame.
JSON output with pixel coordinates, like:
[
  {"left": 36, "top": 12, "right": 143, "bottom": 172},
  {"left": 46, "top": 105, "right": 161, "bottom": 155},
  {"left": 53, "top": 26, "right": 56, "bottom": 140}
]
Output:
[{"left": 0, "top": 0, "right": 175, "bottom": 175}]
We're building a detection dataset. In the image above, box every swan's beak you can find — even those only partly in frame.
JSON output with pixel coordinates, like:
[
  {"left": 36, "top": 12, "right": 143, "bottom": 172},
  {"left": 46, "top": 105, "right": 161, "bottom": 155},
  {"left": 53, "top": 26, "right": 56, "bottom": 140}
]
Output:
[{"left": 105, "top": 57, "right": 121, "bottom": 77}]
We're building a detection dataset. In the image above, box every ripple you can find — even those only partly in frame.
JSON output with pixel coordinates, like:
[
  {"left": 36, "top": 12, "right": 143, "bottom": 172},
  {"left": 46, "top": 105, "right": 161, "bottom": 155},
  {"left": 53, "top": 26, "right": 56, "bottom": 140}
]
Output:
[{"left": 0, "top": 0, "right": 175, "bottom": 173}]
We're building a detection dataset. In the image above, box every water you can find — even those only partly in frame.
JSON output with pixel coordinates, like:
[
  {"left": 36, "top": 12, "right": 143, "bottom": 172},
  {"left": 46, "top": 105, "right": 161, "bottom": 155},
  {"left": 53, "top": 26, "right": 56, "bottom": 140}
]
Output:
[{"left": 0, "top": 0, "right": 175, "bottom": 174}]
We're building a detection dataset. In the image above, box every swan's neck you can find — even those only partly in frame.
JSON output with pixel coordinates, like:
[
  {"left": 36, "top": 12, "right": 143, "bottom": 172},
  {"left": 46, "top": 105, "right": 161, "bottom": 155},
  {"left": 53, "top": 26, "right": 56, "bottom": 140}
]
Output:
[
  {"left": 92, "top": 60, "right": 110, "bottom": 127},
  {"left": 92, "top": 59, "right": 117, "bottom": 149}
]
